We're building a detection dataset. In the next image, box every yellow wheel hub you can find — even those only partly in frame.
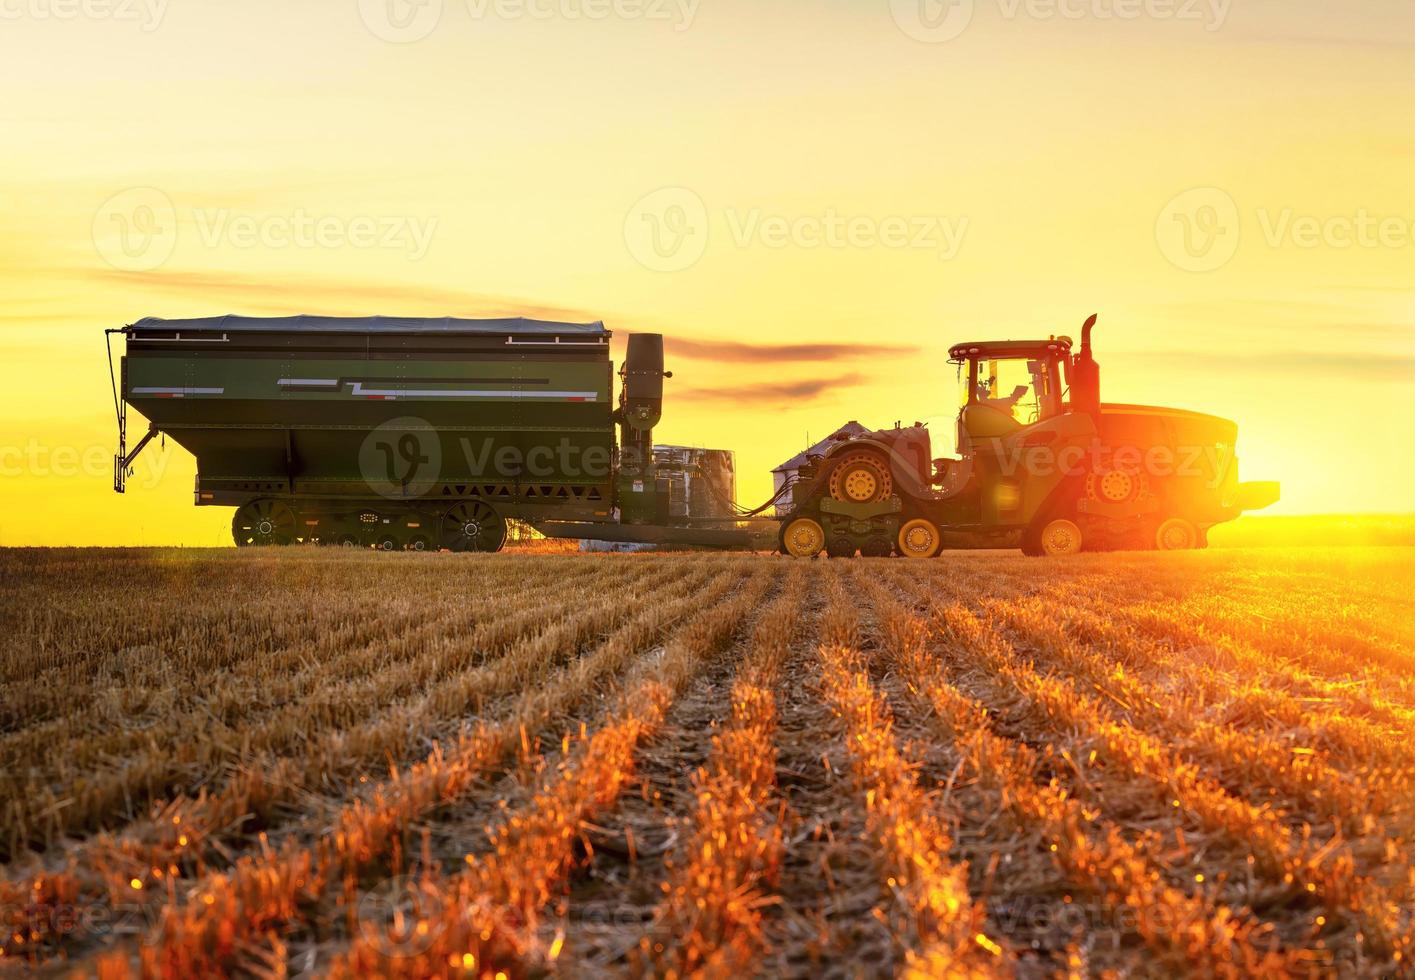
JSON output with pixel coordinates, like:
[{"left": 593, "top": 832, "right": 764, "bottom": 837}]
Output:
[
  {"left": 897, "top": 518, "right": 940, "bottom": 559},
  {"left": 1087, "top": 467, "right": 1146, "bottom": 504},
  {"left": 1155, "top": 517, "right": 1198, "bottom": 551},
  {"left": 842, "top": 469, "right": 878, "bottom": 502},
  {"left": 828, "top": 451, "right": 892, "bottom": 504},
  {"left": 1040, "top": 518, "right": 1083, "bottom": 556},
  {"left": 1100, "top": 470, "right": 1133, "bottom": 501},
  {"left": 781, "top": 517, "right": 826, "bottom": 557}
]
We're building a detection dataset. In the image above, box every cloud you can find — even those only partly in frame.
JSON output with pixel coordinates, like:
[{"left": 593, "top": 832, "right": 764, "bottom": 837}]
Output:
[
  {"left": 75, "top": 268, "right": 923, "bottom": 371},
  {"left": 663, "top": 337, "right": 919, "bottom": 364},
  {"left": 74, "top": 268, "right": 603, "bottom": 324},
  {"left": 673, "top": 372, "right": 868, "bottom": 405}
]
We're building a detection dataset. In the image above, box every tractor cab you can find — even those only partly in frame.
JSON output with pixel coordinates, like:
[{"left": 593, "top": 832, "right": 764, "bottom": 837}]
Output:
[{"left": 948, "top": 338, "right": 1074, "bottom": 448}]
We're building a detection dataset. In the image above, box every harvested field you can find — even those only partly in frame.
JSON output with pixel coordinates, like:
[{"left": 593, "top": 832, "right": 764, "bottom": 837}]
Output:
[{"left": 1, "top": 546, "right": 1412, "bottom": 978}]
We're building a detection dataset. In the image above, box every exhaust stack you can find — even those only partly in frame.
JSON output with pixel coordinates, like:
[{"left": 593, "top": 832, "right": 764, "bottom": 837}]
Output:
[{"left": 1070, "top": 313, "right": 1101, "bottom": 417}]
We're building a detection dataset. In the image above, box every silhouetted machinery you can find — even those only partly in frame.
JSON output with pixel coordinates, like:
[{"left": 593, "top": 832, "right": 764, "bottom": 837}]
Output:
[
  {"left": 109, "top": 313, "right": 1276, "bottom": 556},
  {"left": 776, "top": 315, "right": 1279, "bottom": 557}
]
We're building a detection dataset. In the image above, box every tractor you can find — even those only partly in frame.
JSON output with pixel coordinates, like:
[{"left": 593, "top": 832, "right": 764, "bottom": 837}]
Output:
[{"left": 777, "top": 315, "right": 1279, "bottom": 557}]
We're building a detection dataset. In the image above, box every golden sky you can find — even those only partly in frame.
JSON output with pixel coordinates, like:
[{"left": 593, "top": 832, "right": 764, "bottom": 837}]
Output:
[{"left": 2, "top": 0, "right": 1412, "bottom": 544}]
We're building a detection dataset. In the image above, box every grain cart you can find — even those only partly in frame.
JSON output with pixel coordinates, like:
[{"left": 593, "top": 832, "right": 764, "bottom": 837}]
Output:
[
  {"left": 108, "top": 315, "right": 775, "bottom": 551},
  {"left": 777, "top": 316, "right": 1279, "bottom": 558}
]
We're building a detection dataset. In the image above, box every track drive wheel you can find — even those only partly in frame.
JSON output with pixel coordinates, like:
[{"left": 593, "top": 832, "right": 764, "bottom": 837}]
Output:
[
  {"left": 828, "top": 450, "right": 893, "bottom": 504},
  {"left": 1086, "top": 465, "right": 1147, "bottom": 505},
  {"left": 232, "top": 499, "right": 297, "bottom": 547},
  {"left": 897, "top": 518, "right": 942, "bottom": 559},
  {"left": 859, "top": 535, "right": 893, "bottom": 558},
  {"left": 441, "top": 501, "right": 507, "bottom": 553},
  {"left": 780, "top": 517, "right": 825, "bottom": 558},
  {"left": 1154, "top": 516, "right": 1199, "bottom": 551}
]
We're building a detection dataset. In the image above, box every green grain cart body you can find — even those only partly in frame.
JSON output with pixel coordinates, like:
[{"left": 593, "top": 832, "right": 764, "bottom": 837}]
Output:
[{"left": 115, "top": 316, "right": 615, "bottom": 544}]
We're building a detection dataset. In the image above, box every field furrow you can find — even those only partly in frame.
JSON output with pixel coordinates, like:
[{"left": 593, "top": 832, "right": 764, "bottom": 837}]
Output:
[
  {"left": 862, "top": 568, "right": 1409, "bottom": 974},
  {"left": 640, "top": 565, "right": 810, "bottom": 976},
  {"left": 924, "top": 556, "right": 1415, "bottom": 709},
  {"left": 861, "top": 586, "right": 1304, "bottom": 978},
  {"left": 1, "top": 559, "right": 614, "bottom": 855},
  {"left": 323, "top": 563, "right": 778, "bottom": 978},
  {"left": 2, "top": 546, "right": 1409, "bottom": 978},
  {"left": 4, "top": 560, "right": 736, "bottom": 968},
  {"left": 901, "top": 565, "right": 1411, "bottom": 841},
  {"left": 813, "top": 567, "right": 1005, "bottom": 978}
]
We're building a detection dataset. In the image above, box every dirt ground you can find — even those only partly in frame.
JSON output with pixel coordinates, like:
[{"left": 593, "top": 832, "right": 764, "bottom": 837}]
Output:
[{"left": 1, "top": 546, "right": 1412, "bottom": 977}]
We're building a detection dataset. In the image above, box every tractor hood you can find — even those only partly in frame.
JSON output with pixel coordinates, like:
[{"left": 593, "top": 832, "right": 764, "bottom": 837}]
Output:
[{"left": 1099, "top": 403, "right": 1238, "bottom": 447}]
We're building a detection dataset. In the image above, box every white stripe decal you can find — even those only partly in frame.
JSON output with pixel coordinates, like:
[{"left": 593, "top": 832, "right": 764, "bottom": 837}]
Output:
[
  {"left": 346, "top": 382, "right": 597, "bottom": 400},
  {"left": 132, "top": 386, "right": 225, "bottom": 395},
  {"left": 277, "top": 378, "right": 339, "bottom": 386}
]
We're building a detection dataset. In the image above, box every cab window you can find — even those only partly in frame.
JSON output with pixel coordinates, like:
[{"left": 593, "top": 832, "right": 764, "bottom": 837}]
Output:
[{"left": 972, "top": 357, "right": 1048, "bottom": 425}]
